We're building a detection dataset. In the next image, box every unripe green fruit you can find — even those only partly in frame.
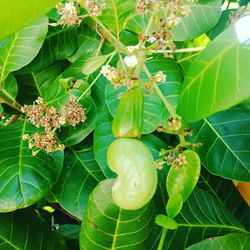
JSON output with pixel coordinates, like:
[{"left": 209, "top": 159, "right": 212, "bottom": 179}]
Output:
[{"left": 107, "top": 138, "right": 157, "bottom": 210}]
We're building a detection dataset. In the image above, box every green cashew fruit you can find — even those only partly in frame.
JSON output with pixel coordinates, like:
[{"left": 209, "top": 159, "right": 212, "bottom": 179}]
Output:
[{"left": 107, "top": 138, "right": 158, "bottom": 210}]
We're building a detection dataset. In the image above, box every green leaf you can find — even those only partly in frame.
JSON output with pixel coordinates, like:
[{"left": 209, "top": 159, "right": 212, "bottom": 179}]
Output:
[
  {"left": 0, "top": 209, "right": 66, "bottom": 249},
  {"left": 189, "top": 105, "right": 250, "bottom": 181},
  {"left": 80, "top": 179, "right": 155, "bottom": 249},
  {"left": 23, "top": 26, "right": 78, "bottom": 72},
  {"left": 185, "top": 233, "right": 250, "bottom": 250},
  {"left": 177, "top": 14, "right": 250, "bottom": 122},
  {"left": 15, "top": 63, "right": 63, "bottom": 104},
  {"left": 198, "top": 168, "right": 250, "bottom": 230},
  {"left": 97, "top": 0, "right": 135, "bottom": 35},
  {"left": 53, "top": 145, "right": 104, "bottom": 219},
  {"left": 206, "top": 9, "right": 236, "bottom": 40},
  {"left": 166, "top": 150, "right": 201, "bottom": 202},
  {"left": 2, "top": 74, "right": 18, "bottom": 101},
  {"left": 81, "top": 54, "right": 111, "bottom": 75},
  {"left": 0, "top": 17, "right": 48, "bottom": 82},
  {"left": 0, "top": 104, "right": 3, "bottom": 113},
  {"left": 155, "top": 215, "right": 178, "bottom": 230},
  {"left": 166, "top": 193, "right": 183, "bottom": 219},
  {"left": 105, "top": 56, "right": 182, "bottom": 134},
  {"left": 68, "top": 25, "right": 101, "bottom": 63},
  {"left": 57, "top": 98, "right": 97, "bottom": 147},
  {"left": 57, "top": 224, "right": 81, "bottom": 240},
  {"left": 0, "top": 120, "right": 64, "bottom": 212},
  {"left": 0, "top": 0, "right": 58, "bottom": 40},
  {"left": 172, "top": 0, "right": 222, "bottom": 41},
  {"left": 158, "top": 188, "right": 247, "bottom": 249},
  {"left": 94, "top": 105, "right": 166, "bottom": 178}
]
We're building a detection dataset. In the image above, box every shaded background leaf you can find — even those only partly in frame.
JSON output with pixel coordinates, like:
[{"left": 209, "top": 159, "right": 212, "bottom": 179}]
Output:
[
  {"left": 172, "top": 0, "right": 222, "bottom": 41},
  {"left": 0, "top": 209, "right": 66, "bottom": 249},
  {"left": 185, "top": 233, "right": 250, "bottom": 250},
  {"left": 53, "top": 144, "right": 104, "bottom": 219},
  {"left": 0, "top": 120, "right": 64, "bottom": 212},
  {"left": 189, "top": 105, "right": 250, "bottom": 181}
]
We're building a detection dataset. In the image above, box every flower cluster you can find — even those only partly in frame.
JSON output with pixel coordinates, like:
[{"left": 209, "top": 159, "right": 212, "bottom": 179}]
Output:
[
  {"left": 167, "top": 115, "right": 182, "bottom": 132},
  {"left": 155, "top": 71, "right": 167, "bottom": 83},
  {"left": 166, "top": 152, "right": 187, "bottom": 168},
  {"left": 137, "top": 0, "right": 194, "bottom": 55},
  {"left": 101, "top": 53, "right": 141, "bottom": 88},
  {"left": 56, "top": 0, "right": 82, "bottom": 26},
  {"left": 21, "top": 96, "right": 86, "bottom": 155},
  {"left": 85, "top": 0, "right": 106, "bottom": 16}
]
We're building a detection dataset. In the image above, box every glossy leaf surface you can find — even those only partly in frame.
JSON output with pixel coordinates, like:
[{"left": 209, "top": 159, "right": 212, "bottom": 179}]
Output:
[
  {"left": 186, "top": 233, "right": 250, "bottom": 250},
  {"left": 0, "top": 17, "right": 48, "bottom": 82},
  {"left": 80, "top": 179, "right": 155, "bottom": 249},
  {"left": 166, "top": 150, "right": 201, "bottom": 201},
  {"left": 53, "top": 145, "right": 104, "bottom": 219},
  {"left": 0, "top": 120, "right": 63, "bottom": 212},
  {"left": 178, "top": 14, "right": 250, "bottom": 122},
  {"left": 172, "top": 0, "right": 222, "bottom": 41},
  {"left": 190, "top": 105, "right": 250, "bottom": 181},
  {"left": 0, "top": 0, "right": 58, "bottom": 40}
]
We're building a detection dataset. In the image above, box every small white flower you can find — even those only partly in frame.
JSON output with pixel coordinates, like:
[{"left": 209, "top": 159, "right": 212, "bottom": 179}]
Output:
[
  {"left": 101, "top": 65, "right": 111, "bottom": 77},
  {"left": 65, "top": 2, "right": 77, "bottom": 15},
  {"left": 127, "top": 45, "right": 140, "bottom": 53},
  {"left": 148, "top": 36, "right": 157, "bottom": 43},
  {"left": 124, "top": 55, "right": 138, "bottom": 68},
  {"left": 155, "top": 71, "right": 167, "bottom": 82}
]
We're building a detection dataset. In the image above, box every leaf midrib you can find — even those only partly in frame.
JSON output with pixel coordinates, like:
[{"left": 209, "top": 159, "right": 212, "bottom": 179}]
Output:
[
  {"left": 0, "top": 234, "right": 20, "bottom": 250},
  {"left": 18, "top": 120, "right": 27, "bottom": 206},
  {"left": 180, "top": 41, "right": 237, "bottom": 98},
  {"left": 178, "top": 223, "right": 247, "bottom": 233},
  {"left": 0, "top": 32, "right": 19, "bottom": 82},
  {"left": 204, "top": 118, "right": 250, "bottom": 174}
]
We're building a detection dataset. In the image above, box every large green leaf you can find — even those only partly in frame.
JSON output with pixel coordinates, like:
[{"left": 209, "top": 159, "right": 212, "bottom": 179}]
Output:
[
  {"left": 0, "top": 17, "right": 48, "bottom": 82},
  {"left": 0, "top": 0, "right": 58, "bottom": 40},
  {"left": 53, "top": 145, "right": 104, "bottom": 219},
  {"left": 189, "top": 105, "right": 250, "bottom": 181},
  {"left": 153, "top": 188, "right": 247, "bottom": 249},
  {"left": 80, "top": 179, "right": 155, "bottom": 249},
  {"left": 23, "top": 26, "right": 78, "bottom": 72},
  {"left": 177, "top": 14, "right": 250, "bottom": 122},
  {"left": 198, "top": 168, "right": 250, "bottom": 230},
  {"left": 186, "top": 233, "right": 250, "bottom": 250},
  {"left": 68, "top": 25, "right": 101, "bottom": 63},
  {"left": 16, "top": 63, "right": 63, "bottom": 104},
  {"left": 0, "top": 120, "right": 64, "bottom": 212},
  {"left": 94, "top": 105, "right": 166, "bottom": 178},
  {"left": 105, "top": 56, "right": 182, "bottom": 134},
  {"left": 172, "top": 0, "right": 222, "bottom": 41},
  {"left": 0, "top": 209, "right": 66, "bottom": 249},
  {"left": 97, "top": 0, "right": 135, "bottom": 35}
]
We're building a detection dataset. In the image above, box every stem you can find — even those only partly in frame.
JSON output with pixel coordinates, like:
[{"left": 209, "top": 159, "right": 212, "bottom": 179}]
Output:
[
  {"left": 177, "top": 52, "right": 201, "bottom": 63},
  {"left": 152, "top": 46, "right": 206, "bottom": 54},
  {"left": 143, "top": 65, "right": 175, "bottom": 117},
  {"left": 77, "top": 52, "right": 116, "bottom": 101},
  {"left": 92, "top": 17, "right": 127, "bottom": 53},
  {"left": 153, "top": 83, "right": 175, "bottom": 116},
  {"left": 0, "top": 90, "right": 22, "bottom": 112},
  {"left": 157, "top": 228, "right": 168, "bottom": 250}
]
